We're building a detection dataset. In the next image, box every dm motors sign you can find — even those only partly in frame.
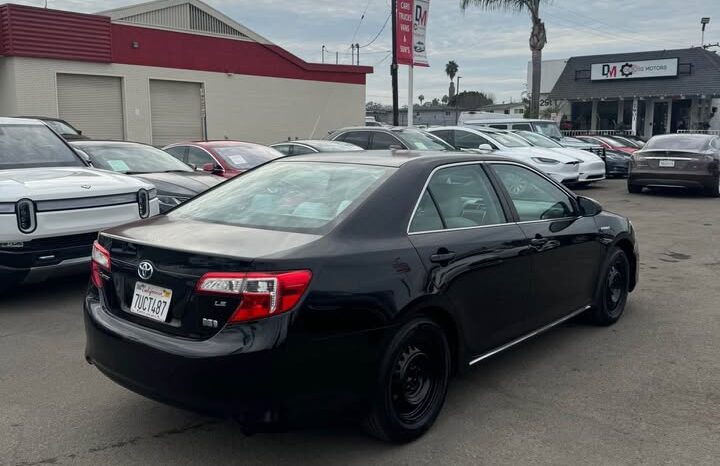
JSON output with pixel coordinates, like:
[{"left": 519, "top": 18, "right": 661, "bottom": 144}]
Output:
[
  {"left": 396, "top": 0, "right": 431, "bottom": 67},
  {"left": 591, "top": 58, "right": 679, "bottom": 81}
]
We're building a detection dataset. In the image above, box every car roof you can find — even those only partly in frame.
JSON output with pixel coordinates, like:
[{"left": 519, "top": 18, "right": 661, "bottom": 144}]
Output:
[
  {"left": 277, "top": 150, "right": 515, "bottom": 168},
  {"left": 166, "top": 140, "right": 268, "bottom": 148},
  {"left": 70, "top": 140, "right": 150, "bottom": 146},
  {"left": 0, "top": 117, "right": 45, "bottom": 126},
  {"left": 650, "top": 133, "right": 716, "bottom": 141}
]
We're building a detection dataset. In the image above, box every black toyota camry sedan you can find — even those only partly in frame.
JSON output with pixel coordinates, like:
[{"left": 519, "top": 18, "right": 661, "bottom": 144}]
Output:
[{"left": 84, "top": 151, "right": 638, "bottom": 442}]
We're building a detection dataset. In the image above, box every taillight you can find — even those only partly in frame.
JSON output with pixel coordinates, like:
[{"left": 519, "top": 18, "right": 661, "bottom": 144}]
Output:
[
  {"left": 195, "top": 270, "right": 312, "bottom": 323},
  {"left": 91, "top": 241, "right": 111, "bottom": 288},
  {"left": 16, "top": 199, "right": 36, "bottom": 233}
]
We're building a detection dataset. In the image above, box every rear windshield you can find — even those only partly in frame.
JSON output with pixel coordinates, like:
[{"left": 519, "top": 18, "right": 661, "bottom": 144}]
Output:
[
  {"left": 306, "top": 141, "right": 363, "bottom": 152},
  {"left": 643, "top": 136, "right": 711, "bottom": 152},
  {"left": 169, "top": 161, "right": 394, "bottom": 233},
  {"left": 213, "top": 145, "right": 283, "bottom": 169},
  {"left": 0, "top": 124, "right": 84, "bottom": 169}
]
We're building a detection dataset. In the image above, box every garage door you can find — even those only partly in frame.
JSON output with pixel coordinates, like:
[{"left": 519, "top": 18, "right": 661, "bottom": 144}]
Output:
[
  {"left": 57, "top": 74, "right": 125, "bottom": 140},
  {"left": 150, "top": 80, "right": 203, "bottom": 147}
]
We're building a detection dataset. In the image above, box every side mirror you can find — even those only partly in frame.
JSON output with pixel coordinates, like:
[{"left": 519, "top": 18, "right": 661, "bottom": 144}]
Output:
[
  {"left": 201, "top": 162, "right": 215, "bottom": 172},
  {"left": 388, "top": 144, "right": 403, "bottom": 150},
  {"left": 477, "top": 144, "right": 493, "bottom": 151},
  {"left": 577, "top": 196, "right": 602, "bottom": 217},
  {"left": 77, "top": 130, "right": 83, "bottom": 135}
]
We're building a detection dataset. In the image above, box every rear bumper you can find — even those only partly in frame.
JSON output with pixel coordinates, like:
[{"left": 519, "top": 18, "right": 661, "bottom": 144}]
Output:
[
  {"left": 628, "top": 172, "right": 714, "bottom": 189},
  {"left": 84, "top": 297, "right": 382, "bottom": 421}
]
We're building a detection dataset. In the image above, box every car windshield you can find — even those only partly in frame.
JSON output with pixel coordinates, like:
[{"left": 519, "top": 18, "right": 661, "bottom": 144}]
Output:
[
  {"left": 517, "top": 131, "right": 562, "bottom": 148},
  {"left": 0, "top": 124, "right": 84, "bottom": 169},
  {"left": 643, "top": 136, "right": 712, "bottom": 152},
  {"left": 169, "top": 161, "right": 394, "bottom": 233},
  {"left": 482, "top": 131, "right": 531, "bottom": 148},
  {"left": 306, "top": 141, "right": 363, "bottom": 152},
  {"left": 44, "top": 120, "right": 79, "bottom": 136},
  {"left": 75, "top": 143, "right": 193, "bottom": 173},
  {"left": 533, "top": 122, "right": 563, "bottom": 140},
  {"left": 395, "top": 130, "right": 453, "bottom": 150},
  {"left": 212, "top": 145, "right": 284, "bottom": 169}
]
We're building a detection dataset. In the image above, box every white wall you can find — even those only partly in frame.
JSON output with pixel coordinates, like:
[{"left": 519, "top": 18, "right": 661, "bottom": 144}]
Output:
[
  {"left": 1, "top": 57, "right": 366, "bottom": 144},
  {"left": 0, "top": 58, "right": 18, "bottom": 116},
  {"left": 527, "top": 59, "right": 568, "bottom": 95}
]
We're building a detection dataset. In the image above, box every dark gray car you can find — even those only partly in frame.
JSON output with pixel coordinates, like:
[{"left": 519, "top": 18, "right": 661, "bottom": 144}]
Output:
[
  {"left": 327, "top": 127, "right": 454, "bottom": 151},
  {"left": 71, "top": 141, "right": 224, "bottom": 212}
]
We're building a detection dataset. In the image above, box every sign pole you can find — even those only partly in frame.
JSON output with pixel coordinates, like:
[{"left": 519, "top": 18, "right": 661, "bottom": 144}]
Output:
[
  {"left": 407, "top": 65, "right": 414, "bottom": 127},
  {"left": 391, "top": 0, "right": 399, "bottom": 126}
]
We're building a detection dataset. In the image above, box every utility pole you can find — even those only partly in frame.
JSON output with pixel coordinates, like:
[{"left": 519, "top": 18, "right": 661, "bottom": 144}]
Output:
[
  {"left": 391, "top": 0, "right": 399, "bottom": 126},
  {"left": 356, "top": 43, "right": 360, "bottom": 65},
  {"left": 701, "top": 17, "right": 710, "bottom": 47},
  {"left": 321, "top": 45, "right": 325, "bottom": 64}
]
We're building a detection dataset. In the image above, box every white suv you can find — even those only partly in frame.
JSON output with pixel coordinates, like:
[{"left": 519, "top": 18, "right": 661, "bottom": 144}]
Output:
[{"left": 0, "top": 118, "right": 159, "bottom": 292}]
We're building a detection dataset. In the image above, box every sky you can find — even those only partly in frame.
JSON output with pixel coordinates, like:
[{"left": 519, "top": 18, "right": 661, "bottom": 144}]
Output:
[{"left": 15, "top": 0, "right": 720, "bottom": 106}]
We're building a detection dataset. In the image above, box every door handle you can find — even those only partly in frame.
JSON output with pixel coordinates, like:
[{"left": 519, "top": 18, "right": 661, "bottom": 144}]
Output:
[
  {"left": 430, "top": 251, "right": 456, "bottom": 263},
  {"left": 530, "top": 237, "right": 548, "bottom": 247}
]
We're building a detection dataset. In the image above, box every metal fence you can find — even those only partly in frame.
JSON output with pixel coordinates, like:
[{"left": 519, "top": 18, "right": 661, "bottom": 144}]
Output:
[
  {"left": 677, "top": 129, "right": 720, "bottom": 135},
  {"left": 561, "top": 130, "right": 633, "bottom": 136}
]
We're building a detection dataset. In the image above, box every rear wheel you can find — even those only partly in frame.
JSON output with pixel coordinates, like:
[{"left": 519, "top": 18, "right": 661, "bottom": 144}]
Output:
[
  {"left": 704, "top": 176, "right": 720, "bottom": 198},
  {"left": 589, "top": 248, "right": 630, "bottom": 326},
  {"left": 363, "top": 317, "right": 450, "bottom": 443},
  {"left": 627, "top": 182, "right": 643, "bottom": 194}
]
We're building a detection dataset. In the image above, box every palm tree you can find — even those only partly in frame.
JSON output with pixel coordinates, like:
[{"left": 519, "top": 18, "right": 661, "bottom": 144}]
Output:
[
  {"left": 461, "top": 0, "right": 547, "bottom": 118},
  {"left": 418, "top": 94, "right": 425, "bottom": 106},
  {"left": 445, "top": 61, "right": 459, "bottom": 98}
]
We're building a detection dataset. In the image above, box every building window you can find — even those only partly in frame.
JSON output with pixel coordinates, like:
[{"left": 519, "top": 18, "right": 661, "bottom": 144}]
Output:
[
  {"left": 514, "top": 108, "right": 524, "bottom": 114},
  {"left": 504, "top": 110, "right": 510, "bottom": 114}
]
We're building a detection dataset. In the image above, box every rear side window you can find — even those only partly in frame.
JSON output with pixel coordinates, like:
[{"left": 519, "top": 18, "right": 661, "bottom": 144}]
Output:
[
  {"left": 170, "top": 161, "right": 394, "bottom": 233},
  {"left": 489, "top": 124, "right": 508, "bottom": 130},
  {"left": 492, "top": 164, "right": 576, "bottom": 222},
  {"left": 410, "top": 164, "right": 506, "bottom": 232},
  {"left": 164, "top": 146, "right": 187, "bottom": 161},
  {"left": 430, "top": 130, "right": 454, "bottom": 146},
  {"left": 291, "top": 145, "right": 316, "bottom": 155},
  {"left": 272, "top": 144, "right": 292, "bottom": 155},
  {"left": 512, "top": 124, "right": 532, "bottom": 131},
  {"left": 337, "top": 131, "right": 372, "bottom": 149}
]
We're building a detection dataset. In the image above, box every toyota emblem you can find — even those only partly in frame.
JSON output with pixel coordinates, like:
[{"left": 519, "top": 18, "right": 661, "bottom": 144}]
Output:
[{"left": 137, "top": 261, "right": 154, "bottom": 280}]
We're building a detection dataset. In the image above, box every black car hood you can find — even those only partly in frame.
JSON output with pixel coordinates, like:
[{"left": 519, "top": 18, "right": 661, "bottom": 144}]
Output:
[{"left": 132, "top": 172, "right": 223, "bottom": 197}]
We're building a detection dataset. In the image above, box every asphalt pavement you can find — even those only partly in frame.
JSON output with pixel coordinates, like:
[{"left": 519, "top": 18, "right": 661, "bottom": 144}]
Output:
[{"left": 1, "top": 179, "right": 719, "bottom": 466}]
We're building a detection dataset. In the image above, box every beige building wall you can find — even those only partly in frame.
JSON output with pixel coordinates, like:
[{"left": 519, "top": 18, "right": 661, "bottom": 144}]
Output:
[{"left": 1, "top": 57, "right": 366, "bottom": 144}]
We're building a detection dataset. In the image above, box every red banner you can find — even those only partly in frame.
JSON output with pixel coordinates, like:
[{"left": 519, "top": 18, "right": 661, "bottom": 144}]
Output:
[{"left": 396, "top": 0, "right": 414, "bottom": 65}]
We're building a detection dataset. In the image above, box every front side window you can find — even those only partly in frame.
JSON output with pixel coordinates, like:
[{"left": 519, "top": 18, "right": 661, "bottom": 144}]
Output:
[
  {"left": 410, "top": 164, "right": 506, "bottom": 232},
  {"left": 395, "top": 130, "right": 453, "bottom": 151},
  {"left": 187, "top": 147, "right": 215, "bottom": 167},
  {"left": 0, "top": 124, "right": 84, "bottom": 169},
  {"left": 483, "top": 131, "right": 531, "bottom": 148},
  {"left": 289, "top": 145, "right": 316, "bottom": 155},
  {"left": 164, "top": 145, "right": 187, "bottom": 161},
  {"left": 453, "top": 130, "right": 492, "bottom": 150},
  {"left": 492, "top": 164, "right": 576, "bottom": 222},
  {"left": 170, "top": 161, "right": 394, "bottom": 233},
  {"left": 371, "top": 132, "right": 404, "bottom": 150},
  {"left": 512, "top": 124, "right": 533, "bottom": 131}
]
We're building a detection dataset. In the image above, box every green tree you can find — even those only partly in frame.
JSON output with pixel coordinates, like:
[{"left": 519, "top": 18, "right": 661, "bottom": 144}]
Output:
[
  {"left": 418, "top": 94, "right": 425, "bottom": 105},
  {"left": 441, "top": 95, "right": 449, "bottom": 105},
  {"left": 431, "top": 98, "right": 440, "bottom": 106},
  {"left": 445, "top": 61, "right": 459, "bottom": 97},
  {"left": 461, "top": 0, "right": 547, "bottom": 118},
  {"left": 449, "top": 91, "right": 494, "bottom": 109}
]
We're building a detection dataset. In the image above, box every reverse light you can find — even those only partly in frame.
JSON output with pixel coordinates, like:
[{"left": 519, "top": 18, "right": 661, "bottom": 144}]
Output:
[
  {"left": 91, "top": 241, "right": 111, "bottom": 288},
  {"left": 195, "top": 270, "right": 312, "bottom": 323}
]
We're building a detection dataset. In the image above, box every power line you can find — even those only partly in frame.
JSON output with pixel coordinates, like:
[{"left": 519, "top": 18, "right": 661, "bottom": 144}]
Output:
[
  {"left": 359, "top": 13, "right": 391, "bottom": 48},
  {"left": 350, "top": 0, "right": 373, "bottom": 47}
]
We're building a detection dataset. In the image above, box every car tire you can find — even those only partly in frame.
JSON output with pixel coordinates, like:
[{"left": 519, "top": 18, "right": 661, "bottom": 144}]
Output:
[
  {"left": 589, "top": 248, "right": 630, "bottom": 326},
  {"left": 704, "top": 176, "right": 720, "bottom": 198},
  {"left": 363, "top": 317, "right": 450, "bottom": 443},
  {"left": 627, "top": 183, "right": 643, "bottom": 194}
]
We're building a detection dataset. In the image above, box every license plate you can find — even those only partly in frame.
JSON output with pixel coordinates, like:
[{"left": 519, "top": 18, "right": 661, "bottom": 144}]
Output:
[
  {"left": 659, "top": 160, "right": 675, "bottom": 167},
  {"left": 129, "top": 282, "right": 172, "bottom": 322}
]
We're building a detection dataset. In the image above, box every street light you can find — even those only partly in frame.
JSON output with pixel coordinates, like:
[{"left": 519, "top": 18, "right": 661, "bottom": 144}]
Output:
[{"left": 701, "top": 17, "right": 710, "bottom": 46}]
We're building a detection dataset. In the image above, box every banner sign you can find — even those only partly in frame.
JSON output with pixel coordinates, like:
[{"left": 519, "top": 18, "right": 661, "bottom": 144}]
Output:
[
  {"left": 395, "top": 0, "right": 430, "bottom": 67},
  {"left": 396, "top": 1, "right": 414, "bottom": 65},
  {"left": 412, "top": 0, "right": 430, "bottom": 67},
  {"left": 591, "top": 58, "right": 678, "bottom": 81}
]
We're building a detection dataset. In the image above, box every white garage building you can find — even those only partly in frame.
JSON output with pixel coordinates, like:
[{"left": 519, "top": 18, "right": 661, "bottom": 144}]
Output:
[{"left": 0, "top": 0, "right": 372, "bottom": 144}]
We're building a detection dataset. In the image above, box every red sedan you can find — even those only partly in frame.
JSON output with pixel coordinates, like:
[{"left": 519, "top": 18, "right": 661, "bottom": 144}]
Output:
[
  {"left": 163, "top": 141, "right": 284, "bottom": 178},
  {"left": 576, "top": 135, "right": 638, "bottom": 155}
]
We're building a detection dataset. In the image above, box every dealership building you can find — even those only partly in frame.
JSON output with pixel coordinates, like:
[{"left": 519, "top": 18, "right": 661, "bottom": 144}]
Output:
[
  {"left": 531, "top": 48, "right": 720, "bottom": 137},
  {"left": 0, "top": 1, "right": 372, "bottom": 145}
]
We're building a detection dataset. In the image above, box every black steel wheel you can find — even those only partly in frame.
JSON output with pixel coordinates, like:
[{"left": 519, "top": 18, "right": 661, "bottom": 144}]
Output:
[
  {"left": 589, "top": 248, "right": 630, "bottom": 326},
  {"left": 627, "top": 182, "right": 643, "bottom": 194},
  {"left": 364, "top": 317, "right": 450, "bottom": 443}
]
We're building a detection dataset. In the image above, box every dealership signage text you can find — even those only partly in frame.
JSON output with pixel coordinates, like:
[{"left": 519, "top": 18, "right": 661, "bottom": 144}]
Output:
[{"left": 591, "top": 58, "right": 679, "bottom": 81}]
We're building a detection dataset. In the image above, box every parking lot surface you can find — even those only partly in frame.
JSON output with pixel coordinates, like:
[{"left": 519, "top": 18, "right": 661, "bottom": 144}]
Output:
[{"left": 1, "top": 179, "right": 719, "bottom": 466}]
